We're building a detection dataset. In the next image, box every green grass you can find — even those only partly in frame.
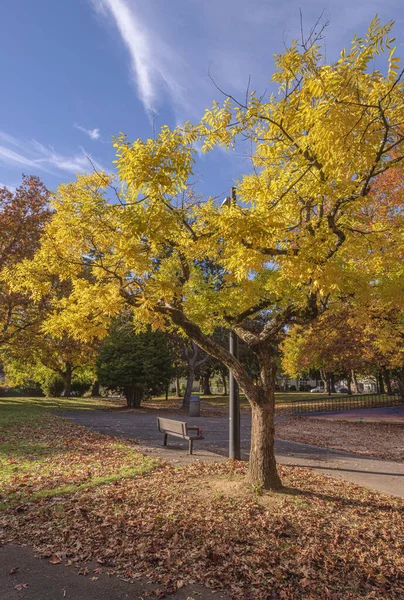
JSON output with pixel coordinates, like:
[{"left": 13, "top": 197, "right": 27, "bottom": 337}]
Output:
[
  {"left": 177, "top": 391, "right": 345, "bottom": 407},
  {"left": 0, "top": 395, "right": 115, "bottom": 426},
  {"left": 0, "top": 396, "right": 156, "bottom": 510}
]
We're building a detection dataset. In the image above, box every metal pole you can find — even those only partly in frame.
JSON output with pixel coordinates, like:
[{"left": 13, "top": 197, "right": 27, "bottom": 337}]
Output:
[
  {"left": 229, "top": 330, "right": 240, "bottom": 459},
  {"left": 231, "top": 185, "right": 237, "bottom": 205}
]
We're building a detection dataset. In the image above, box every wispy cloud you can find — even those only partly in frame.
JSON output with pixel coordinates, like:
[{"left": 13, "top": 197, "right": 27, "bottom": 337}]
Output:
[
  {"left": 92, "top": 0, "right": 403, "bottom": 122},
  {"left": 74, "top": 124, "right": 101, "bottom": 140},
  {"left": 93, "top": 0, "right": 157, "bottom": 112},
  {"left": 92, "top": 0, "right": 199, "bottom": 116},
  {"left": 0, "top": 132, "right": 106, "bottom": 175}
]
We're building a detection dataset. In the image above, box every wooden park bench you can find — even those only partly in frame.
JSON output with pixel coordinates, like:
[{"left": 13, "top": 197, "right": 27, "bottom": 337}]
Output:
[{"left": 157, "top": 417, "right": 204, "bottom": 455}]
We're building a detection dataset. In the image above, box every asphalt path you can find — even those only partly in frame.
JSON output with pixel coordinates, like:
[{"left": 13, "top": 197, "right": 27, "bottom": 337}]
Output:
[
  {"left": 58, "top": 408, "right": 404, "bottom": 498},
  {"left": 0, "top": 545, "right": 231, "bottom": 600}
]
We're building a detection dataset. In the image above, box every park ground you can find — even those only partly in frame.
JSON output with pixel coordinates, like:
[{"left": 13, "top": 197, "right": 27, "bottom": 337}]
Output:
[{"left": 0, "top": 396, "right": 403, "bottom": 599}]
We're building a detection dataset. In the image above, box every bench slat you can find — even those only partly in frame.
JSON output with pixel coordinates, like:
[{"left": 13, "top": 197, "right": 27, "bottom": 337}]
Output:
[
  {"left": 158, "top": 417, "right": 187, "bottom": 436},
  {"left": 157, "top": 417, "right": 203, "bottom": 455}
]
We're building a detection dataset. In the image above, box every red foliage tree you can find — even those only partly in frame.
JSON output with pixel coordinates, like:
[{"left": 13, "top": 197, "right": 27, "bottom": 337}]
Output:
[{"left": 0, "top": 175, "right": 51, "bottom": 345}]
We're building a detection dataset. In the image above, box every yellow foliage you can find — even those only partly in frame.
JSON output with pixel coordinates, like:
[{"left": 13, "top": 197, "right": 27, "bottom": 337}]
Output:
[{"left": 9, "top": 19, "right": 404, "bottom": 348}]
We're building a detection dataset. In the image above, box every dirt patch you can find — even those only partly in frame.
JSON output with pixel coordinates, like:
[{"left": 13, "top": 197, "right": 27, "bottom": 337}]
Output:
[
  {"left": 277, "top": 417, "right": 404, "bottom": 462},
  {"left": 182, "top": 474, "right": 282, "bottom": 509}
]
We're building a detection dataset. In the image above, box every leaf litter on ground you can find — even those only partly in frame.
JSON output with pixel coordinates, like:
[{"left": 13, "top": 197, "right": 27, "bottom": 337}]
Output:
[{"left": 0, "top": 412, "right": 403, "bottom": 599}]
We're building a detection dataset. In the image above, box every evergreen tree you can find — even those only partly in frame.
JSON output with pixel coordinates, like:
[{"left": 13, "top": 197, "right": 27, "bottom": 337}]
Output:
[{"left": 97, "top": 324, "right": 173, "bottom": 408}]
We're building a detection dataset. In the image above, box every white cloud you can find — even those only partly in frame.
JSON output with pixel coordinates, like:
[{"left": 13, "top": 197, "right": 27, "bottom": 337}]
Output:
[
  {"left": 92, "top": 0, "right": 404, "bottom": 122},
  {"left": 74, "top": 124, "right": 101, "bottom": 140},
  {"left": 93, "top": 0, "right": 200, "bottom": 116},
  {"left": 0, "top": 132, "right": 106, "bottom": 176},
  {"left": 93, "top": 0, "right": 157, "bottom": 112}
]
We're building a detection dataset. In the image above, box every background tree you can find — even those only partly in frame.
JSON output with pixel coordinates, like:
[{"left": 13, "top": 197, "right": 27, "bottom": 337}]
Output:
[
  {"left": 182, "top": 341, "right": 208, "bottom": 409},
  {"left": 282, "top": 304, "right": 404, "bottom": 395},
  {"left": 0, "top": 175, "right": 50, "bottom": 346},
  {"left": 97, "top": 322, "right": 173, "bottom": 408},
  {"left": 14, "top": 20, "right": 404, "bottom": 489},
  {"left": 2, "top": 327, "right": 96, "bottom": 397}
]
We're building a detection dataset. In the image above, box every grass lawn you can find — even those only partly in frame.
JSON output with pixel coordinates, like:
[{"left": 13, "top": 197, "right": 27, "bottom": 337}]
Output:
[
  {"left": 156, "top": 391, "right": 343, "bottom": 408},
  {"left": 0, "top": 397, "right": 156, "bottom": 509},
  {"left": 1, "top": 396, "right": 403, "bottom": 599},
  {"left": 199, "top": 391, "right": 329, "bottom": 406}
]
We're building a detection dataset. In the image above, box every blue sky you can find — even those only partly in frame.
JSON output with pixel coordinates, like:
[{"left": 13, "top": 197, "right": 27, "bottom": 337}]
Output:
[{"left": 0, "top": 0, "right": 403, "bottom": 197}]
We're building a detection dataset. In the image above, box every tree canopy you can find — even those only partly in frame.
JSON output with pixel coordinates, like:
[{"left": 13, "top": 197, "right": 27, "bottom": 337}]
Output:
[
  {"left": 0, "top": 175, "right": 50, "bottom": 346},
  {"left": 11, "top": 18, "right": 404, "bottom": 488}
]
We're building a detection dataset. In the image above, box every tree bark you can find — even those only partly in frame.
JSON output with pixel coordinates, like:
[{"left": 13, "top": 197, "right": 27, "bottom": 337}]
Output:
[
  {"left": 182, "top": 341, "right": 208, "bottom": 410},
  {"left": 124, "top": 385, "right": 143, "bottom": 408},
  {"left": 182, "top": 365, "right": 194, "bottom": 410},
  {"left": 320, "top": 369, "right": 329, "bottom": 394},
  {"left": 91, "top": 379, "right": 100, "bottom": 397},
  {"left": 175, "top": 376, "right": 180, "bottom": 397},
  {"left": 62, "top": 362, "right": 72, "bottom": 397},
  {"left": 346, "top": 372, "right": 352, "bottom": 395},
  {"left": 396, "top": 368, "right": 404, "bottom": 398},
  {"left": 133, "top": 386, "right": 142, "bottom": 408},
  {"left": 202, "top": 372, "right": 212, "bottom": 395},
  {"left": 351, "top": 370, "right": 359, "bottom": 394},
  {"left": 329, "top": 372, "right": 336, "bottom": 394},
  {"left": 377, "top": 372, "right": 385, "bottom": 395},
  {"left": 247, "top": 351, "right": 281, "bottom": 489},
  {"left": 383, "top": 369, "right": 393, "bottom": 395}
]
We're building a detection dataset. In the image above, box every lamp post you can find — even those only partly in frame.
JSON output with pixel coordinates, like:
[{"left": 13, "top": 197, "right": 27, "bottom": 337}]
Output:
[
  {"left": 229, "top": 329, "right": 240, "bottom": 459},
  {"left": 222, "top": 186, "right": 241, "bottom": 460}
]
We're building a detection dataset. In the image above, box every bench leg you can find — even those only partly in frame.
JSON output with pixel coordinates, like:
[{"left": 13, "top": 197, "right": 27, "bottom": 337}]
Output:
[
  {"left": 163, "top": 433, "right": 168, "bottom": 447},
  {"left": 188, "top": 438, "right": 193, "bottom": 455}
]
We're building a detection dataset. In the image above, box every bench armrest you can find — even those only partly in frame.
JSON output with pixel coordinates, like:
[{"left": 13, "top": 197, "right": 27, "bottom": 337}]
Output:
[{"left": 188, "top": 426, "right": 204, "bottom": 439}]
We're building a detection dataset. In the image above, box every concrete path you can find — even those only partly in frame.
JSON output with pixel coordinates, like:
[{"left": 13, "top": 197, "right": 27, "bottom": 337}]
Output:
[
  {"left": 0, "top": 545, "right": 230, "bottom": 600},
  {"left": 58, "top": 409, "right": 404, "bottom": 498}
]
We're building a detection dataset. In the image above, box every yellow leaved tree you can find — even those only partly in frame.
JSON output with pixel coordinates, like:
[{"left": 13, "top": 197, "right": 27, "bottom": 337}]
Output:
[{"left": 12, "top": 18, "right": 404, "bottom": 489}]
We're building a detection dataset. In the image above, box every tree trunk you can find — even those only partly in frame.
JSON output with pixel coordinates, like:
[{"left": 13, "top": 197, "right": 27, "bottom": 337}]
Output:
[
  {"left": 346, "top": 372, "right": 352, "bottom": 395},
  {"left": 62, "top": 362, "right": 72, "bottom": 397},
  {"left": 221, "top": 371, "right": 227, "bottom": 396},
  {"left": 383, "top": 369, "right": 393, "bottom": 395},
  {"left": 175, "top": 376, "right": 180, "bottom": 397},
  {"left": 157, "top": 308, "right": 283, "bottom": 490},
  {"left": 351, "top": 370, "right": 359, "bottom": 394},
  {"left": 125, "top": 385, "right": 143, "bottom": 408},
  {"left": 133, "top": 386, "right": 142, "bottom": 408},
  {"left": 329, "top": 372, "right": 336, "bottom": 394},
  {"left": 91, "top": 379, "right": 100, "bottom": 397},
  {"left": 125, "top": 385, "right": 134, "bottom": 408},
  {"left": 320, "top": 369, "right": 328, "bottom": 394},
  {"left": 202, "top": 373, "right": 212, "bottom": 395},
  {"left": 182, "top": 366, "right": 194, "bottom": 410},
  {"left": 377, "top": 372, "right": 385, "bottom": 395},
  {"left": 396, "top": 368, "right": 404, "bottom": 398},
  {"left": 247, "top": 353, "right": 281, "bottom": 490}
]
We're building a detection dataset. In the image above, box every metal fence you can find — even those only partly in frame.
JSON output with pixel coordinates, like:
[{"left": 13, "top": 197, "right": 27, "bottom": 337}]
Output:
[{"left": 290, "top": 392, "right": 404, "bottom": 415}]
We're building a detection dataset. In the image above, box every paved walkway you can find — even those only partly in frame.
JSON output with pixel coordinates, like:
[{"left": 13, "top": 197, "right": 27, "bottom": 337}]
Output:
[
  {"left": 0, "top": 545, "right": 230, "bottom": 600},
  {"left": 59, "top": 408, "right": 404, "bottom": 498}
]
